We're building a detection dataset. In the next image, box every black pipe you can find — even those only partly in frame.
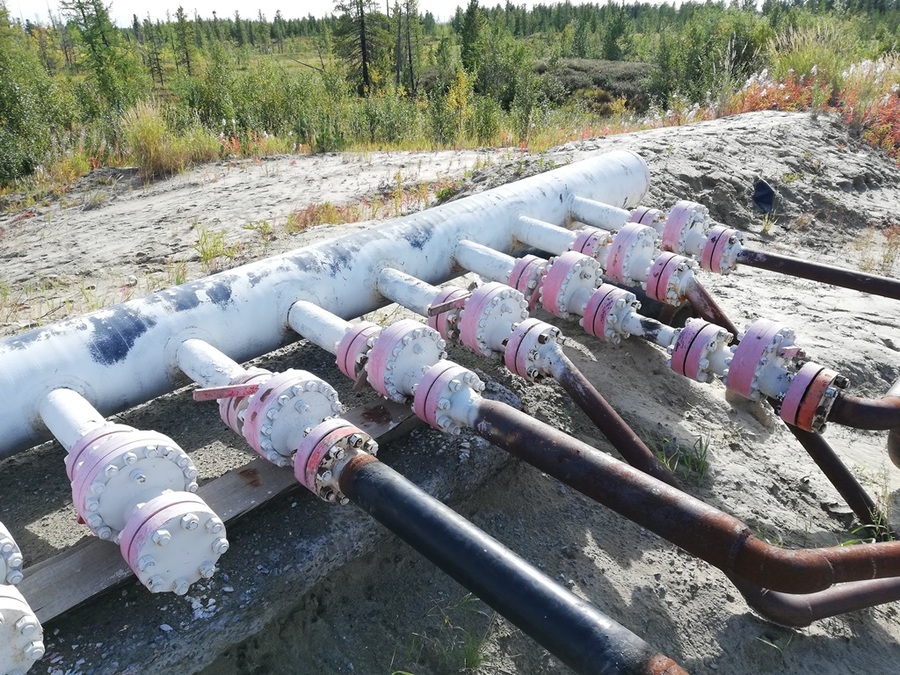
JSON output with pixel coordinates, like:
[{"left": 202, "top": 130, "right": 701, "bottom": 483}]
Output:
[
  {"left": 785, "top": 425, "right": 890, "bottom": 537},
  {"left": 737, "top": 248, "right": 900, "bottom": 301},
  {"left": 549, "top": 350, "right": 681, "bottom": 489},
  {"left": 339, "top": 454, "right": 687, "bottom": 675}
]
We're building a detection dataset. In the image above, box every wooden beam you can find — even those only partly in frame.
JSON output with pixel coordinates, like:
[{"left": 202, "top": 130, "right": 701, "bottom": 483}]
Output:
[{"left": 19, "top": 401, "right": 418, "bottom": 623}]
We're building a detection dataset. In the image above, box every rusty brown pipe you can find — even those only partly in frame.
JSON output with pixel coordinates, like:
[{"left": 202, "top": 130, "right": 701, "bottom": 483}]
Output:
[
  {"left": 727, "top": 573, "right": 900, "bottom": 627},
  {"left": 473, "top": 398, "right": 900, "bottom": 594},
  {"left": 828, "top": 378, "right": 900, "bottom": 468},
  {"left": 785, "top": 424, "right": 889, "bottom": 535},
  {"left": 736, "top": 248, "right": 900, "bottom": 301},
  {"left": 548, "top": 348, "right": 681, "bottom": 489},
  {"left": 684, "top": 278, "right": 739, "bottom": 337}
]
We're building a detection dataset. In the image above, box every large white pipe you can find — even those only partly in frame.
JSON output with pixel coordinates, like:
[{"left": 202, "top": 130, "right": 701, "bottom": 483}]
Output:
[{"left": 0, "top": 151, "right": 648, "bottom": 457}]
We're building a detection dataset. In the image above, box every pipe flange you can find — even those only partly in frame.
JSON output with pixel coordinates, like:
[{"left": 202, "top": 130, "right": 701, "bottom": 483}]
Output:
[
  {"left": 540, "top": 251, "right": 602, "bottom": 320},
  {"left": 0, "top": 522, "right": 23, "bottom": 586},
  {"left": 581, "top": 285, "right": 639, "bottom": 344},
  {"left": 662, "top": 200, "right": 710, "bottom": 254},
  {"left": 64, "top": 423, "right": 135, "bottom": 482},
  {"left": 726, "top": 319, "right": 802, "bottom": 401},
  {"left": 570, "top": 228, "right": 613, "bottom": 259},
  {"left": 504, "top": 318, "right": 561, "bottom": 380},
  {"left": 605, "top": 223, "right": 660, "bottom": 286},
  {"left": 669, "top": 319, "right": 731, "bottom": 383},
  {"left": 458, "top": 283, "right": 529, "bottom": 357},
  {"left": 646, "top": 252, "right": 697, "bottom": 305},
  {"left": 508, "top": 254, "right": 548, "bottom": 309},
  {"left": 366, "top": 320, "right": 447, "bottom": 403},
  {"left": 629, "top": 206, "right": 666, "bottom": 231},
  {"left": 242, "top": 369, "right": 341, "bottom": 466},
  {"left": 413, "top": 360, "right": 485, "bottom": 435},
  {"left": 219, "top": 368, "right": 272, "bottom": 436},
  {"left": 0, "top": 585, "right": 44, "bottom": 674},
  {"left": 779, "top": 362, "right": 845, "bottom": 432},
  {"left": 70, "top": 430, "right": 197, "bottom": 540},
  {"left": 700, "top": 225, "right": 743, "bottom": 274},
  {"left": 295, "top": 419, "right": 376, "bottom": 503},
  {"left": 336, "top": 321, "right": 381, "bottom": 383},
  {"left": 427, "top": 287, "right": 469, "bottom": 341},
  {"left": 119, "top": 491, "right": 227, "bottom": 595}
]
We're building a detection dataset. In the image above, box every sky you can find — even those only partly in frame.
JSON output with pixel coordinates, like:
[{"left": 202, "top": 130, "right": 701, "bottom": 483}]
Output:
[{"left": 11, "top": 0, "right": 594, "bottom": 26}]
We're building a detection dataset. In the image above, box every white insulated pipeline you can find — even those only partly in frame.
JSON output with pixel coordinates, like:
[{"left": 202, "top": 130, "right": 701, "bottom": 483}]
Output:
[{"left": 0, "top": 151, "right": 649, "bottom": 458}]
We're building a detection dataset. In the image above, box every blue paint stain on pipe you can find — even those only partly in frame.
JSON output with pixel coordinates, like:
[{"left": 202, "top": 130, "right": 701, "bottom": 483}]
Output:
[{"left": 86, "top": 308, "right": 157, "bottom": 365}]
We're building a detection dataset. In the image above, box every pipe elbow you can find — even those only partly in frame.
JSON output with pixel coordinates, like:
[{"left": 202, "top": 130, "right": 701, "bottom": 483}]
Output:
[{"left": 732, "top": 536, "right": 836, "bottom": 594}]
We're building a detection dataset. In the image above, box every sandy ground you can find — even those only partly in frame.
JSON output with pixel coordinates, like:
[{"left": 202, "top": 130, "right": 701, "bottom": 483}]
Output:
[{"left": 2, "top": 111, "right": 900, "bottom": 674}]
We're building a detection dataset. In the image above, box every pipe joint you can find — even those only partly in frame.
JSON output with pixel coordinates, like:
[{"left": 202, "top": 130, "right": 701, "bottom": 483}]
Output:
[
  {"left": 779, "top": 363, "right": 845, "bottom": 432},
  {"left": 335, "top": 321, "right": 381, "bottom": 383},
  {"left": 507, "top": 254, "right": 548, "bottom": 308},
  {"left": 413, "top": 361, "right": 485, "bottom": 435},
  {"left": 241, "top": 369, "right": 342, "bottom": 466},
  {"left": 0, "top": 522, "right": 24, "bottom": 586},
  {"left": 218, "top": 368, "right": 273, "bottom": 436},
  {"left": 669, "top": 319, "right": 732, "bottom": 383},
  {"left": 662, "top": 200, "right": 711, "bottom": 256},
  {"left": 569, "top": 227, "right": 613, "bottom": 267},
  {"left": 646, "top": 252, "right": 697, "bottom": 306},
  {"left": 540, "top": 251, "right": 602, "bottom": 320},
  {"left": 0, "top": 585, "right": 44, "bottom": 674},
  {"left": 725, "top": 319, "right": 804, "bottom": 401},
  {"left": 366, "top": 320, "right": 447, "bottom": 402},
  {"left": 581, "top": 284, "right": 640, "bottom": 344},
  {"left": 605, "top": 223, "right": 660, "bottom": 287},
  {"left": 458, "top": 283, "right": 529, "bottom": 357},
  {"left": 427, "top": 287, "right": 469, "bottom": 341},
  {"left": 504, "top": 318, "right": 562, "bottom": 380},
  {"left": 701, "top": 225, "right": 744, "bottom": 274},
  {"left": 294, "top": 419, "right": 377, "bottom": 504},
  {"left": 119, "top": 491, "right": 227, "bottom": 595},
  {"left": 629, "top": 206, "right": 667, "bottom": 234},
  {"left": 68, "top": 426, "right": 199, "bottom": 539}
]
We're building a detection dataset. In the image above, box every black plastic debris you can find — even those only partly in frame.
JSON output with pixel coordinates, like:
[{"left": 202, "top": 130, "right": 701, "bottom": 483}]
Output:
[{"left": 752, "top": 179, "right": 776, "bottom": 213}]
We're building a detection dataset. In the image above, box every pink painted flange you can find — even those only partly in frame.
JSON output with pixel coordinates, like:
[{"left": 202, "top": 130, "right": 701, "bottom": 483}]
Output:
[
  {"left": 427, "top": 287, "right": 468, "bottom": 340},
  {"left": 219, "top": 370, "right": 272, "bottom": 435},
  {"left": 570, "top": 229, "right": 606, "bottom": 258},
  {"left": 540, "top": 251, "right": 586, "bottom": 317},
  {"left": 508, "top": 254, "right": 546, "bottom": 308},
  {"left": 700, "top": 225, "right": 739, "bottom": 274},
  {"left": 241, "top": 370, "right": 309, "bottom": 454},
  {"left": 670, "top": 320, "right": 722, "bottom": 380},
  {"left": 661, "top": 201, "right": 696, "bottom": 252},
  {"left": 364, "top": 319, "right": 424, "bottom": 399},
  {"left": 605, "top": 224, "right": 644, "bottom": 283},
  {"left": 294, "top": 418, "right": 356, "bottom": 494},
  {"left": 335, "top": 321, "right": 380, "bottom": 382},
  {"left": 458, "top": 283, "right": 510, "bottom": 354},
  {"left": 503, "top": 318, "right": 549, "bottom": 378},
  {"left": 413, "top": 361, "right": 471, "bottom": 429},
  {"left": 726, "top": 319, "right": 784, "bottom": 399},
  {"left": 646, "top": 252, "right": 683, "bottom": 304},
  {"left": 780, "top": 362, "right": 839, "bottom": 431},
  {"left": 630, "top": 206, "right": 664, "bottom": 226},
  {"left": 582, "top": 285, "right": 630, "bottom": 342},
  {"left": 65, "top": 424, "right": 134, "bottom": 481}
]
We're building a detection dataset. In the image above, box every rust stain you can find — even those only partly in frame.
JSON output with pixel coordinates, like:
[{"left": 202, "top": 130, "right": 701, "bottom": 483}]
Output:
[
  {"left": 359, "top": 404, "right": 394, "bottom": 427},
  {"left": 239, "top": 467, "right": 262, "bottom": 488}
]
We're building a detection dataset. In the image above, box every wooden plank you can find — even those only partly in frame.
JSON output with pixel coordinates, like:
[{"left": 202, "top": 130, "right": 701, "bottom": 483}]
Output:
[{"left": 19, "top": 401, "right": 418, "bottom": 623}]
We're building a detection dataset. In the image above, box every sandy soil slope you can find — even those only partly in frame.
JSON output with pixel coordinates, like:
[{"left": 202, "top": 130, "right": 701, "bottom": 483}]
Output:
[{"left": 1, "top": 111, "right": 899, "bottom": 675}]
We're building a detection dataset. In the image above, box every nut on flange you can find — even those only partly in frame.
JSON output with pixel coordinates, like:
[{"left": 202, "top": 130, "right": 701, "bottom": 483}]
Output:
[{"left": 294, "top": 419, "right": 378, "bottom": 503}]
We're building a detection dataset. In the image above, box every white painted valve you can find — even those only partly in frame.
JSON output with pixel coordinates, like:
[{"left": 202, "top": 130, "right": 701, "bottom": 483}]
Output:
[
  {"left": 120, "top": 491, "right": 227, "bottom": 595},
  {"left": 458, "top": 282, "right": 529, "bottom": 357},
  {"left": 661, "top": 201, "right": 712, "bottom": 256},
  {"left": 0, "top": 585, "right": 44, "bottom": 675},
  {"left": 241, "top": 369, "right": 342, "bottom": 466},
  {"left": 67, "top": 428, "right": 199, "bottom": 540},
  {"left": 540, "top": 251, "right": 603, "bottom": 320},
  {"left": 366, "top": 320, "right": 447, "bottom": 402},
  {"left": 0, "top": 522, "right": 24, "bottom": 586},
  {"left": 725, "top": 319, "right": 805, "bottom": 401}
]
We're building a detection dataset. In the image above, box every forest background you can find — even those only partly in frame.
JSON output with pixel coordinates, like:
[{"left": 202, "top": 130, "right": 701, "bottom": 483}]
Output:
[{"left": 2, "top": 0, "right": 900, "bottom": 192}]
